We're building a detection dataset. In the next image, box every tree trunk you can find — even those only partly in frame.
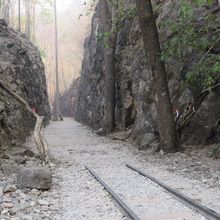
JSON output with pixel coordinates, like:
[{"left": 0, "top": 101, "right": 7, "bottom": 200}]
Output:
[
  {"left": 32, "top": 0, "right": 36, "bottom": 42},
  {"left": 101, "top": 0, "right": 118, "bottom": 134},
  {"left": 0, "top": 1, "right": 2, "bottom": 18},
  {"left": 135, "top": 0, "right": 179, "bottom": 152},
  {"left": 0, "top": 1, "right": 4, "bottom": 20},
  {"left": 25, "top": 0, "right": 31, "bottom": 39},
  {"left": 3, "top": 0, "right": 10, "bottom": 25},
  {"left": 53, "top": 0, "right": 60, "bottom": 121},
  {"left": 18, "top": 0, "right": 21, "bottom": 31},
  {"left": 9, "top": 0, "right": 16, "bottom": 28}
]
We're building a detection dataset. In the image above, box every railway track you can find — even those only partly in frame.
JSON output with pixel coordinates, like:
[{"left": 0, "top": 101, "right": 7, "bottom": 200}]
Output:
[{"left": 85, "top": 165, "right": 220, "bottom": 220}]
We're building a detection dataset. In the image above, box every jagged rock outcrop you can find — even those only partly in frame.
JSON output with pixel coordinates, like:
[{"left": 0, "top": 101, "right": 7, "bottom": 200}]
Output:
[
  {"left": 60, "top": 78, "right": 80, "bottom": 117},
  {"left": 0, "top": 20, "right": 51, "bottom": 150},
  {"left": 75, "top": 0, "right": 220, "bottom": 148}
]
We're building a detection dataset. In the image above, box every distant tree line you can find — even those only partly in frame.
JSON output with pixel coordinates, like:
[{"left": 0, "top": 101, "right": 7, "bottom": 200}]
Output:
[{"left": 0, "top": 0, "right": 52, "bottom": 41}]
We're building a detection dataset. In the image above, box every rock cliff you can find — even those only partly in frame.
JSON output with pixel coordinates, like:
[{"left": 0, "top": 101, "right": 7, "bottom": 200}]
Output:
[
  {"left": 0, "top": 20, "right": 51, "bottom": 150},
  {"left": 74, "top": 0, "right": 220, "bottom": 148},
  {"left": 60, "top": 78, "right": 80, "bottom": 117}
]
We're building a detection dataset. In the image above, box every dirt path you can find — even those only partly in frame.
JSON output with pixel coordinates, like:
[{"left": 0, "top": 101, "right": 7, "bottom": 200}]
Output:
[
  {"left": 46, "top": 119, "right": 125, "bottom": 220},
  {"left": 45, "top": 118, "right": 220, "bottom": 220}
]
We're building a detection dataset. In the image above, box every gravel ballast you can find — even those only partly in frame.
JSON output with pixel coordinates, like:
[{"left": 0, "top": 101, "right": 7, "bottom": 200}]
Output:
[
  {"left": 1, "top": 118, "right": 219, "bottom": 220},
  {"left": 45, "top": 118, "right": 220, "bottom": 220}
]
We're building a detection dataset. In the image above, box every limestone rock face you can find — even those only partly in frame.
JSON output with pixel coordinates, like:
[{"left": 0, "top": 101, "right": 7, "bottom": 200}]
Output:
[
  {"left": 75, "top": 1, "right": 157, "bottom": 142},
  {"left": 17, "top": 167, "right": 52, "bottom": 190},
  {"left": 74, "top": 1, "right": 220, "bottom": 147},
  {"left": 60, "top": 78, "right": 80, "bottom": 117},
  {"left": 0, "top": 20, "right": 51, "bottom": 149},
  {"left": 75, "top": 4, "right": 107, "bottom": 129}
]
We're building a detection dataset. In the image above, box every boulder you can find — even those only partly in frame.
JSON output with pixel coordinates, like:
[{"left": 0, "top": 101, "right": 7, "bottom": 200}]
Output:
[
  {"left": 17, "top": 167, "right": 52, "bottom": 190},
  {"left": 0, "top": 19, "right": 51, "bottom": 151}
]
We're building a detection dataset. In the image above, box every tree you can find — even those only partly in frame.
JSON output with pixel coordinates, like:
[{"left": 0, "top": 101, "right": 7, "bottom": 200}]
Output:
[
  {"left": 18, "top": 0, "right": 21, "bottom": 31},
  {"left": 32, "top": 0, "right": 37, "bottom": 42},
  {"left": 25, "top": 0, "right": 31, "bottom": 39},
  {"left": 101, "top": 0, "right": 118, "bottom": 134},
  {"left": 135, "top": 0, "right": 179, "bottom": 152},
  {"left": 0, "top": 0, "right": 10, "bottom": 25},
  {"left": 53, "top": 0, "right": 60, "bottom": 121}
]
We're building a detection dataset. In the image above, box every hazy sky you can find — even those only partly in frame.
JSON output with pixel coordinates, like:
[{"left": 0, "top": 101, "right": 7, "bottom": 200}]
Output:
[
  {"left": 35, "top": 0, "right": 93, "bottom": 99},
  {"left": 57, "top": 0, "right": 82, "bottom": 13},
  {"left": 57, "top": 0, "right": 73, "bottom": 12}
]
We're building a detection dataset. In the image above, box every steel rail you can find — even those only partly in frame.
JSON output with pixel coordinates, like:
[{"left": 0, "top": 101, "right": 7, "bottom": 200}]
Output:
[
  {"left": 126, "top": 164, "right": 220, "bottom": 220},
  {"left": 85, "top": 166, "right": 141, "bottom": 220}
]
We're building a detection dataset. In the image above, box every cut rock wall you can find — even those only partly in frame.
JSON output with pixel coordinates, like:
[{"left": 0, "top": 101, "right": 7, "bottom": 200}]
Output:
[{"left": 74, "top": 0, "right": 220, "bottom": 148}]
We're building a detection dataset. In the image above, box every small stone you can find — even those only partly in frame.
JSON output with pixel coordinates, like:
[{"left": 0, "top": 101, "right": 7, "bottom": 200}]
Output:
[
  {"left": 202, "top": 179, "right": 207, "bottom": 184},
  {"left": 207, "top": 151, "right": 214, "bottom": 158},
  {"left": 17, "top": 192, "right": 27, "bottom": 199},
  {"left": 1, "top": 208, "right": 9, "bottom": 214},
  {"left": 23, "top": 149, "right": 36, "bottom": 158},
  {"left": 2, "top": 203, "right": 14, "bottom": 209},
  {"left": 96, "top": 128, "right": 103, "bottom": 135},
  {"left": 38, "top": 199, "right": 49, "bottom": 206},
  {"left": 2, "top": 153, "right": 10, "bottom": 159},
  {"left": 42, "top": 205, "right": 50, "bottom": 211},
  {"left": 20, "top": 215, "right": 33, "bottom": 220},
  {"left": 4, "top": 185, "right": 17, "bottom": 193},
  {"left": 30, "top": 201, "right": 36, "bottom": 207},
  {"left": 29, "top": 189, "right": 40, "bottom": 196},
  {"left": 9, "top": 208, "right": 17, "bottom": 216},
  {"left": 15, "top": 189, "right": 22, "bottom": 194},
  {"left": 10, "top": 217, "right": 20, "bottom": 220},
  {"left": 23, "top": 188, "right": 31, "bottom": 194},
  {"left": 33, "top": 208, "right": 40, "bottom": 213},
  {"left": 0, "top": 185, "right": 3, "bottom": 197},
  {"left": 49, "top": 162, "right": 56, "bottom": 168},
  {"left": 212, "top": 174, "right": 219, "bottom": 180},
  {"left": 160, "top": 150, "right": 164, "bottom": 155},
  {"left": 3, "top": 197, "right": 13, "bottom": 203},
  {"left": 15, "top": 156, "right": 27, "bottom": 165}
]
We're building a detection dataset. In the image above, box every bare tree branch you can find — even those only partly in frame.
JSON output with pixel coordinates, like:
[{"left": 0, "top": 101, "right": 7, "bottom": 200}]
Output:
[{"left": 0, "top": 79, "right": 49, "bottom": 163}]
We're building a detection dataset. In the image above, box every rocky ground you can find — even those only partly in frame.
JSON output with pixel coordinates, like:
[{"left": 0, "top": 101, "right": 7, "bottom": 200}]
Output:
[{"left": 0, "top": 118, "right": 220, "bottom": 220}]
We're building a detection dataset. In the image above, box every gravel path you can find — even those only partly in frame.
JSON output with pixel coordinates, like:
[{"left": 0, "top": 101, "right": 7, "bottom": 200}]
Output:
[{"left": 45, "top": 118, "right": 220, "bottom": 220}]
